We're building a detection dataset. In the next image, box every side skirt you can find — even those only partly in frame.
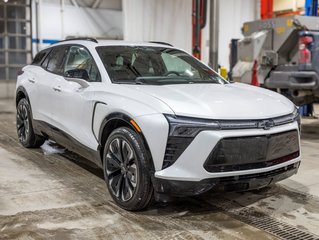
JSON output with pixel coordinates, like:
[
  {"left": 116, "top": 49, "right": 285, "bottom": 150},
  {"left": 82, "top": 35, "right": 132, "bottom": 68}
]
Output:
[{"left": 33, "top": 120, "right": 102, "bottom": 168}]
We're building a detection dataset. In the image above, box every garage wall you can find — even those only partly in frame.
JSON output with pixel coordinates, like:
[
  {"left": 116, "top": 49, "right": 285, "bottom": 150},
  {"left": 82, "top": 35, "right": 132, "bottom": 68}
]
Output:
[
  {"left": 32, "top": 1, "right": 123, "bottom": 53},
  {"left": 122, "top": 0, "right": 192, "bottom": 54},
  {"left": 216, "top": 0, "right": 258, "bottom": 70},
  {"left": 123, "top": 0, "right": 257, "bottom": 71},
  {"left": 34, "top": 0, "right": 256, "bottom": 71}
]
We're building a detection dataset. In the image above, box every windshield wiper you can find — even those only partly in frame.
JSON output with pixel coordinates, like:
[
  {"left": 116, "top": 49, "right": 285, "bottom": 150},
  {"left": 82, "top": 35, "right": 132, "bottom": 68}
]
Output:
[{"left": 135, "top": 76, "right": 193, "bottom": 85}]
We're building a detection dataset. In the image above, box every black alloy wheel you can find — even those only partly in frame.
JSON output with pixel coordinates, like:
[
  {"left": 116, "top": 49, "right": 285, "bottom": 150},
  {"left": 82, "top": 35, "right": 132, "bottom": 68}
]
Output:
[
  {"left": 16, "top": 98, "right": 45, "bottom": 148},
  {"left": 103, "top": 127, "right": 153, "bottom": 211},
  {"left": 106, "top": 137, "right": 138, "bottom": 201},
  {"left": 17, "top": 100, "right": 30, "bottom": 143}
]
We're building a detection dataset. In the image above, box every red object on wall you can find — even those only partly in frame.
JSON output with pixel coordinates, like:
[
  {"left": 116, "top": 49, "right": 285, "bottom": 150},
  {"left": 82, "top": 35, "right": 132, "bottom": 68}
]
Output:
[
  {"left": 192, "top": 0, "right": 207, "bottom": 59},
  {"left": 261, "top": 0, "right": 273, "bottom": 19},
  {"left": 251, "top": 60, "right": 260, "bottom": 87}
]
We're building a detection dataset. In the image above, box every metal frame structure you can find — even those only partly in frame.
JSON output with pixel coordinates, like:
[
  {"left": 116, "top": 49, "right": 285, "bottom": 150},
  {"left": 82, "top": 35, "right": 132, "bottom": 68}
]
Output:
[{"left": 0, "top": 0, "right": 32, "bottom": 81}]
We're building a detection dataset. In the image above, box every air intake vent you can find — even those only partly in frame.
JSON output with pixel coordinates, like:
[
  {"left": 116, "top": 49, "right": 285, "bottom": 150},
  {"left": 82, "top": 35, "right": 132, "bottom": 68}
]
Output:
[{"left": 162, "top": 137, "right": 193, "bottom": 169}]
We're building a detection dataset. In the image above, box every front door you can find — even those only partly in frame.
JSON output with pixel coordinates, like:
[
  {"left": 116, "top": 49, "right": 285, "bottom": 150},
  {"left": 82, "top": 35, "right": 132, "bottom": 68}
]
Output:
[{"left": 49, "top": 45, "right": 102, "bottom": 151}]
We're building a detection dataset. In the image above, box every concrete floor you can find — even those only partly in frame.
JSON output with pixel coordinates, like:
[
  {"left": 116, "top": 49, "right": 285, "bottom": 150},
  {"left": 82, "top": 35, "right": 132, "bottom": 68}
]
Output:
[{"left": 1, "top": 99, "right": 319, "bottom": 240}]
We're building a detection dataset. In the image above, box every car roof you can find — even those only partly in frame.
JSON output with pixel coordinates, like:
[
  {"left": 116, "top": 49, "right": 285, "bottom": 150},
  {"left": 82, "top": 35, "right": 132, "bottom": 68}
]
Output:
[{"left": 49, "top": 39, "right": 175, "bottom": 49}]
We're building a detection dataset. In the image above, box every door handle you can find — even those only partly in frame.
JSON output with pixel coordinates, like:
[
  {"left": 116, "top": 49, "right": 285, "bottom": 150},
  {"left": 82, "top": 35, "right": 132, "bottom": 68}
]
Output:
[
  {"left": 53, "top": 86, "right": 62, "bottom": 92},
  {"left": 28, "top": 78, "right": 35, "bottom": 83}
]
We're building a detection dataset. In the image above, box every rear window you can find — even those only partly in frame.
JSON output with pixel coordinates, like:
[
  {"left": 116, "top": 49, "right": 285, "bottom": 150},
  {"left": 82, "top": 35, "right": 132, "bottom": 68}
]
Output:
[{"left": 32, "top": 49, "right": 50, "bottom": 65}]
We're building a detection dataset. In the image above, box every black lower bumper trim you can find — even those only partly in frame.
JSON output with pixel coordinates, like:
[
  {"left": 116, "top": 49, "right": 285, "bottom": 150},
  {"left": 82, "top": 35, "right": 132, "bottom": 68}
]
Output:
[{"left": 152, "top": 162, "right": 300, "bottom": 197}]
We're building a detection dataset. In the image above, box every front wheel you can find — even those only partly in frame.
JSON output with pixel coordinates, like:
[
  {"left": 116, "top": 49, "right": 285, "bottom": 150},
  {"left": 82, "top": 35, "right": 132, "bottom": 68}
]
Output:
[
  {"left": 103, "top": 127, "right": 153, "bottom": 211},
  {"left": 16, "top": 98, "right": 45, "bottom": 148}
]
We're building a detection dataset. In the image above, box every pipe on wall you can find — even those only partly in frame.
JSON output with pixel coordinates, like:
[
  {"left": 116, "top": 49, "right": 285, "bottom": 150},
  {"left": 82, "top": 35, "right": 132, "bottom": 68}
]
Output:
[
  {"left": 192, "top": 0, "right": 207, "bottom": 60},
  {"left": 60, "top": 0, "right": 65, "bottom": 39},
  {"left": 209, "top": 0, "right": 219, "bottom": 71},
  {"left": 35, "top": 0, "right": 42, "bottom": 51}
]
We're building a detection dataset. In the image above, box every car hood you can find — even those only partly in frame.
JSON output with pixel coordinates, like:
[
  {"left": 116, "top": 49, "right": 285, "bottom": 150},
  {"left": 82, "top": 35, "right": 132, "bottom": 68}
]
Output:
[{"left": 122, "top": 83, "right": 294, "bottom": 119}]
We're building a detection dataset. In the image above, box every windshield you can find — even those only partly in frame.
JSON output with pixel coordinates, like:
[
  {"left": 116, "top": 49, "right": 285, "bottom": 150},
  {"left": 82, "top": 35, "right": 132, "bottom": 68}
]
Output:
[{"left": 96, "top": 46, "right": 228, "bottom": 85}]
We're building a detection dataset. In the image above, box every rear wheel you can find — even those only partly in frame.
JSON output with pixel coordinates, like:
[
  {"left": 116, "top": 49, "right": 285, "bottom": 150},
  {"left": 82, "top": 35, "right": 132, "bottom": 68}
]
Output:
[
  {"left": 103, "top": 127, "right": 153, "bottom": 211},
  {"left": 16, "top": 98, "right": 45, "bottom": 148}
]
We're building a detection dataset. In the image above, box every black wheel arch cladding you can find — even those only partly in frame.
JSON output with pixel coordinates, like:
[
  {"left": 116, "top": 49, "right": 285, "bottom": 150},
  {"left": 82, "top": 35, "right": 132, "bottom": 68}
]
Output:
[{"left": 98, "top": 112, "right": 155, "bottom": 172}]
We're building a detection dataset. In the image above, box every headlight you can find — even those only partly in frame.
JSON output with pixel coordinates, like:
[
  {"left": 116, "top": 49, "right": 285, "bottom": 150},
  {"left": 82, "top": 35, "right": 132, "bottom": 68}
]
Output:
[
  {"left": 164, "top": 114, "right": 220, "bottom": 137},
  {"left": 165, "top": 107, "right": 300, "bottom": 137},
  {"left": 273, "top": 107, "right": 300, "bottom": 129}
]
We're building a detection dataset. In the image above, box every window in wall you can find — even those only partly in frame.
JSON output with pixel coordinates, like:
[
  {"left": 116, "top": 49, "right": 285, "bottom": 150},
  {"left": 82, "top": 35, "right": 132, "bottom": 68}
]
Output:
[
  {"left": 0, "top": 0, "right": 31, "bottom": 81},
  {"left": 7, "top": 21, "right": 28, "bottom": 34},
  {"left": 6, "top": 6, "right": 26, "bottom": 19},
  {"left": 0, "top": 6, "right": 4, "bottom": 18},
  {"left": 9, "top": 36, "right": 27, "bottom": 49}
]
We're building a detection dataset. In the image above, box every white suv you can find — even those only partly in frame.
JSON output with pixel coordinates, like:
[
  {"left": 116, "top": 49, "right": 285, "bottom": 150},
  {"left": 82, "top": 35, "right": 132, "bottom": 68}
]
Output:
[{"left": 16, "top": 38, "right": 301, "bottom": 210}]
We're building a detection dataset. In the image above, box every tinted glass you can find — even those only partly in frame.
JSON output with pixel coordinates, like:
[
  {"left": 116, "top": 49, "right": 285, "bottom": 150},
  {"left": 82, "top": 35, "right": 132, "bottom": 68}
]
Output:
[
  {"left": 47, "top": 46, "right": 69, "bottom": 74},
  {"left": 32, "top": 49, "right": 49, "bottom": 65},
  {"left": 64, "top": 46, "right": 100, "bottom": 82},
  {"left": 96, "top": 46, "right": 227, "bottom": 85}
]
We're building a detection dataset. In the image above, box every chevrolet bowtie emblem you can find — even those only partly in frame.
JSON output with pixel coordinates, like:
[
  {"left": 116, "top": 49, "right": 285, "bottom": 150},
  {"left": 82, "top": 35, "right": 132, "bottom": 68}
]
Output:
[{"left": 258, "top": 120, "right": 275, "bottom": 130}]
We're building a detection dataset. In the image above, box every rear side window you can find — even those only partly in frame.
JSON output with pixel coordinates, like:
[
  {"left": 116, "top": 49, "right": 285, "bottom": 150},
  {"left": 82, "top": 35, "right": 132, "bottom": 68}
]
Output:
[
  {"left": 32, "top": 49, "right": 50, "bottom": 65},
  {"left": 46, "top": 46, "right": 69, "bottom": 75}
]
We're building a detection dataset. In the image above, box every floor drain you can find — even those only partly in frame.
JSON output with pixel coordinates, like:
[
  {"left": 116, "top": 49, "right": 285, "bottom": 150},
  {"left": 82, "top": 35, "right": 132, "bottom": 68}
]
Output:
[{"left": 214, "top": 201, "right": 319, "bottom": 240}]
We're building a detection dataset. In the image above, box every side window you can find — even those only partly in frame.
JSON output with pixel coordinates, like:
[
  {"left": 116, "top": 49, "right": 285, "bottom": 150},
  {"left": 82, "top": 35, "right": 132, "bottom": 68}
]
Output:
[
  {"left": 64, "top": 46, "right": 101, "bottom": 82},
  {"left": 41, "top": 48, "right": 52, "bottom": 69},
  {"left": 32, "top": 49, "right": 49, "bottom": 65},
  {"left": 46, "top": 46, "right": 69, "bottom": 75}
]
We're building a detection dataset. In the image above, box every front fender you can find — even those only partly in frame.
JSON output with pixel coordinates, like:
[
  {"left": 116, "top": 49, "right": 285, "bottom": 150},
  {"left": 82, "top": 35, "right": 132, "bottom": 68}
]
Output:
[{"left": 92, "top": 102, "right": 169, "bottom": 171}]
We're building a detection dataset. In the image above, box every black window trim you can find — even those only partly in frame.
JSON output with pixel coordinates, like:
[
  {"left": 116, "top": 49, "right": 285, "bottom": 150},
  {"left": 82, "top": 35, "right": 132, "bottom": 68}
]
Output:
[{"left": 37, "top": 44, "right": 102, "bottom": 83}]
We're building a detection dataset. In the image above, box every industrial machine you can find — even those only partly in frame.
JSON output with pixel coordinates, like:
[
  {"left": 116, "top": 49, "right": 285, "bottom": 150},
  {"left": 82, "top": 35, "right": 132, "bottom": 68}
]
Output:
[{"left": 232, "top": 16, "right": 319, "bottom": 106}]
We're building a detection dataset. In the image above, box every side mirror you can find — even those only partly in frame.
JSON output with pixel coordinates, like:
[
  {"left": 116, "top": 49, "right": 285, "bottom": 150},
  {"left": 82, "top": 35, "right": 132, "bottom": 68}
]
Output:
[
  {"left": 64, "top": 69, "right": 90, "bottom": 88},
  {"left": 65, "top": 69, "right": 90, "bottom": 81}
]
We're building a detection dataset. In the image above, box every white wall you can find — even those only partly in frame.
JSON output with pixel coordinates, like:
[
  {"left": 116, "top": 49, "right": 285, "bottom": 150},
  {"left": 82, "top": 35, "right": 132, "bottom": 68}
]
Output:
[
  {"left": 122, "top": 0, "right": 192, "bottom": 53},
  {"left": 123, "top": 0, "right": 257, "bottom": 71},
  {"left": 217, "top": 0, "right": 257, "bottom": 69},
  {"left": 32, "top": 1, "right": 123, "bottom": 53},
  {"left": 33, "top": 0, "right": 257, "bottom": 71}
]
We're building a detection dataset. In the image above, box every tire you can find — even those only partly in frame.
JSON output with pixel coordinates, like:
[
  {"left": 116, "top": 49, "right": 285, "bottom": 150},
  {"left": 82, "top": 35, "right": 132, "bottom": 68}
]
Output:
[
  {"left": 103, "top": 127, "right": 153, "bottom": 211},
  {"left": 16, "top": 98, "right": 45, "bottom": 148}
]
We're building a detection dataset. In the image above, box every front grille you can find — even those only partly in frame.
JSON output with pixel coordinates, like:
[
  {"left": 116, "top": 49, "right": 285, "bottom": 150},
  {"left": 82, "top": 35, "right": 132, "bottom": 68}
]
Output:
[
  {"left": 162, "top": 137, "right": 193, "bottom": 169},
  {"left": 204, "top": 130, "right": 300, "bottom": 172}
]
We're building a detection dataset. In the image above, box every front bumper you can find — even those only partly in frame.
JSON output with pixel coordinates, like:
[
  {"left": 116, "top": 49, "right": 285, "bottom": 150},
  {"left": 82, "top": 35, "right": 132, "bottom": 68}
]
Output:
[
  {"left": 153, "top": 161, "right": 300, "bottom": 196},
  {"left": 155, "top": 121, "right": 300, "bottom": 182}
]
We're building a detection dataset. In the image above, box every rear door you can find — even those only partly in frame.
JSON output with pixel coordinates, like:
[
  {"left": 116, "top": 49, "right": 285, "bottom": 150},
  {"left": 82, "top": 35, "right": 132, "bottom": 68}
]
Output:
[
  {"left": 31, "top": 45, "right": 69, "bottom": 125},
  {"left": 24, "top": 48, "right": 51, "bottom": 120}
]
